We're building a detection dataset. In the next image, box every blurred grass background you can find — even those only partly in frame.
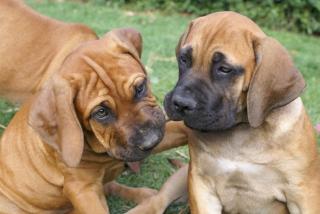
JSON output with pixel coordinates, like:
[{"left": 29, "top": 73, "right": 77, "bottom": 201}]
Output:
[{"left": 0, "top": 0, "right": 319, "bottom": 213}]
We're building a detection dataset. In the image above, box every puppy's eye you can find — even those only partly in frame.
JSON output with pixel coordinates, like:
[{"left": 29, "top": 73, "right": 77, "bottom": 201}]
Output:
[
  {"left": 91, "top": 105, "right": 113, "bottom": 124},
  {"left": 96, "top": 108, "right": 109, "bottom": 118},
  {"left": 218, "top": 66, "right": 232, "bottom": 74},
  {"left": 180, "top": 55, "right": 187, "bottom": 65},
  {"left": 135, "top": 80, "right": 147, "bottom": 99}
]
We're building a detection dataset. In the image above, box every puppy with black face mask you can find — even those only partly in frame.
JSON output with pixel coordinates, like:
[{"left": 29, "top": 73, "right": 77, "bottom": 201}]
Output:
[{"left": 127, "top": 11, "right": 320, "bottom": 214}]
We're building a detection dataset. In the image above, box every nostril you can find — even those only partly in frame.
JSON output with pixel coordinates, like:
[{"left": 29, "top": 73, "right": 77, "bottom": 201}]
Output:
[
  {"left": 172, "top": 95, "right": 196, "bottom": 113},
  {"left": 173, "top": 100, "right": 183, "bottom": 111},
  {"left": 174, "top": 101, "right": 189, "bottom": 111}
]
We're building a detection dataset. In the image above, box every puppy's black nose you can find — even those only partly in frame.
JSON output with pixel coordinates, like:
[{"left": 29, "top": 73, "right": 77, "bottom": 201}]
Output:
[
  {"left": 138, "top": 131, "right": 162, "bottom": 151},
  {"left": 172, "top": 94, "right": 196, "bottom": 114}
]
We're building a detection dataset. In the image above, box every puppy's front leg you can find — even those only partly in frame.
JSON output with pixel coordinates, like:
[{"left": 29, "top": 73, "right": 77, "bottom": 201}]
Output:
[
  {"left": 189, "top": 169, "right": 222, "bottom": 214},
  {"left": 126, "top": 165, "right": 188, "bottom": 214},
  {"left": 285, "top": 187, "right": 320, "bottom": 214},
  {"left": 152, "top": 121, "right": 189, "bottom": 154},
  {"left": 63, "top": 167, "right": 109, "bottom": 214}
]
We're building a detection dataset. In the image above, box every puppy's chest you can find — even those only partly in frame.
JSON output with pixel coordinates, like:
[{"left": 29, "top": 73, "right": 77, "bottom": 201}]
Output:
[{"left": 191, "top": 137, "right": 287, "bottom": 212}]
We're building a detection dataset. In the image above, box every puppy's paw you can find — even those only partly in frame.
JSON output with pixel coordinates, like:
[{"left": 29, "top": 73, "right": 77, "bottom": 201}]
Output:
[
  {"left": 126, "top": 195, "right": 165, "bottom": 214},
  {"left": 104, "top": 181, "right": 158, "bottom": 204}
]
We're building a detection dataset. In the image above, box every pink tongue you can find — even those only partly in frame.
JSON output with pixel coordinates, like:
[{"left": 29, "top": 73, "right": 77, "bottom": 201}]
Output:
[
  {"left": 127, "top": 161, "right": 141, "bottom": 173},
  {"left": 315, "top": 123, "right": 320, "bottom": 134}
]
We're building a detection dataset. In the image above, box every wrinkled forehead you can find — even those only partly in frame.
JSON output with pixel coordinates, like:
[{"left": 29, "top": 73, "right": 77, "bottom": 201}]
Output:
[
  {"left": 65, "top": 38, "right": 144, "bottom": 73},
  {"left": 182, "top": 12, "right": 266, "bottom": 69},
  {"left": 63, "top": 39, "right": 146, "bottom": 102},
  {"left": 84, "top": 51, "right": 145, "bottom": 96}
]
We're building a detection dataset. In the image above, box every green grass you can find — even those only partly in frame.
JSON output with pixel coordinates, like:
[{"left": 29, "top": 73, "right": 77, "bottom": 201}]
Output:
[{"left": 0, "top": 0, "right": 319, "bottom": 213}]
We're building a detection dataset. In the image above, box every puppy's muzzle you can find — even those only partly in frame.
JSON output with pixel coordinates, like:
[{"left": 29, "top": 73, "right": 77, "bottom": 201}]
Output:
[
  {"left": 172, "top": 93, "right": 197, "bottom": 116},
  {"left": 137, "top": 129, "right": 163, "bottom": 151},
  {"left": 129, "top": 115, "right": 165, "bottom": 153}
]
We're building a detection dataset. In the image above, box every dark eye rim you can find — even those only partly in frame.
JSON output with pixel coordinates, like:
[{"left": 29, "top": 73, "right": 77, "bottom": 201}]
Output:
[
  {"left": 179, "top": 54, "right": 188, "bottom": 65},
  {"left": 178, "top": 46, "right": 192, "bottom": 67},
  {"left": 217, "top": 65, "right": 233, "bottom": 74},
  {"left": 135, "top": 79, "right": 147, "bottom": 99},
  {"left": 91, "top": 104, "right": 113, "bottom": 123}
]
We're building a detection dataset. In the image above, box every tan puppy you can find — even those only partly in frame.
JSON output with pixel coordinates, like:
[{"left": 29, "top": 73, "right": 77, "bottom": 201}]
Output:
[
  {"left": 0, "top": 0, "right": 189, "bottom": 213},
  {"left": 129, "top": 12, "right": 320, "bottom": 214},
  {"left": 0, "top": 27, "right": 169, "bottom": 213},
  {"left": 0, "top": 0, "right": 96, "bottom": 103}
]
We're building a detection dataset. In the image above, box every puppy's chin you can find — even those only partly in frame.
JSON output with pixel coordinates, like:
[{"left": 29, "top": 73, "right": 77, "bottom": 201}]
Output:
[
  {"left": 165, "top": 104, "right": 237, "bottom": 132},
  {"left": 106, "top": 146, "right": 151, "bottom": 162},
  {"left": 164, "top": 110, "right": 237, "bottom": 132},
  {"left": 183, "top": 119, "right": 236, "bottom": 132}
]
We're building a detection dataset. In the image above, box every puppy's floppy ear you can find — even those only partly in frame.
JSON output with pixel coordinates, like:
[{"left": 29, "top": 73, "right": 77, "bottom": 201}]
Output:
[
  {"left": 247, "top": 37, "right": 305, "bottom": 128},
  {"left": 29, "top": 75, "right": 84, "bottom": 167},
  {"left": 111, "top": 28, "right": 143, "bottom": 59}
]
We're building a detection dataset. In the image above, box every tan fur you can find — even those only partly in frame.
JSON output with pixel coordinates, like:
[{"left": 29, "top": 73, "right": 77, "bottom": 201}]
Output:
[
  {"left": 0, "top": 0, "right": 97, "bottom": 103},
  {"left": 188, "top": 98, "right": 319, "bottom": 213},
  {"left": 129, "top": 12, "right": 320, "bottom": 214}
]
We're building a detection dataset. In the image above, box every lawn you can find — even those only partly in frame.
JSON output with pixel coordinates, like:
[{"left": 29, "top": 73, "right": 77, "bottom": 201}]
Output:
[{"left": 0, "top": 0, "right": 319, "bottom": 213}]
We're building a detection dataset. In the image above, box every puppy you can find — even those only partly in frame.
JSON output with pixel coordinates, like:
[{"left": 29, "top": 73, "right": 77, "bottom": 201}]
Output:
[
  {"left": 0, "top": 28, "right": 166, "bottom": 213},
  {"left": 0, "top": 1, "right": 188, "bottom": 212},
  {"left": 129, "top": 11, "right": 320, "bottom": 214}
]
